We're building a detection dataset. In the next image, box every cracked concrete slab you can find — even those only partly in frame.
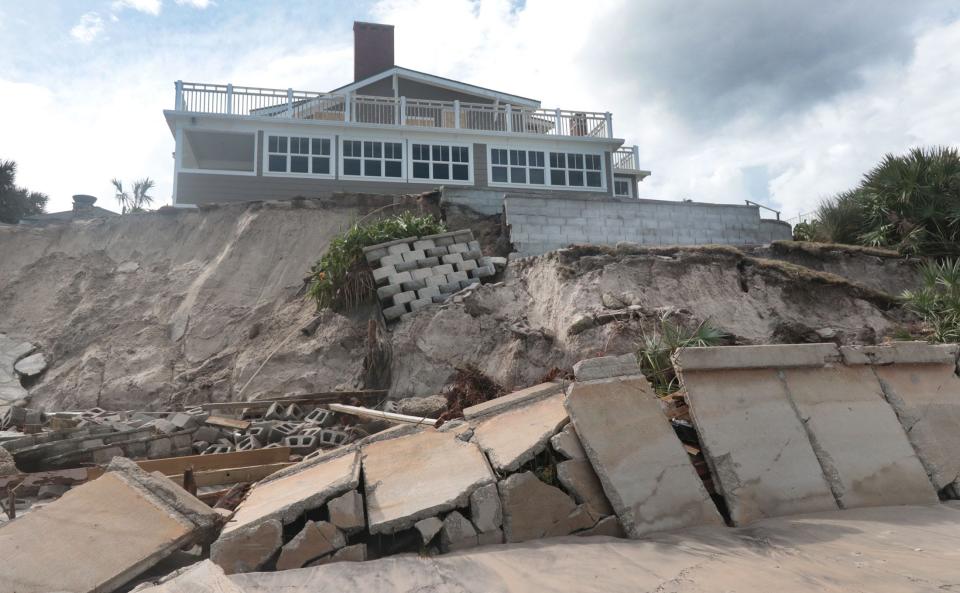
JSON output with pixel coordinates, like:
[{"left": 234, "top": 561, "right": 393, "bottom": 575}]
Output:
[
  {"left": 362, "top": 428, "right": 494, "bottom": 535},
  {"left": 471, "top": 392, "right": 568, "bottom": 473},
  {"left": 565, "top": 376, "right": 722, "bottom": 537}
]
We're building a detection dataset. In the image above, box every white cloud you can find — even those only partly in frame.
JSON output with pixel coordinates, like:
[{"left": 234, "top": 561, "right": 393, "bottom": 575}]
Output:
[
  {"left": 175, "top": 0, "right": 214, "bottom": 7},
  {"left": 70, "top": 12, "right": 104, "bottom": 43},
  {"left": 112, "top": 0, "right": 162, "bottom": 15}
]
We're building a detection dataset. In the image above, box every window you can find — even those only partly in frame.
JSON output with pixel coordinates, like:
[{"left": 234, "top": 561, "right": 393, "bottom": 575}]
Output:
[
  {"left": 491, "top": 149, "right": 544, "bottom": 185},
  {"left": 412, "top": 144, "right": 470, "bottom": 182},
  {"left": 181, "top": 130, "right": 256, "bottom": 174},
  {"left": 266, "top": 135, "right": 331, "bottom": 176},
  {"left": 343, "top": 139, "right": 403, "bottom": 178},
  {"left": 614, "top": 177, "right": 633, "bottom": 197},
  {"left": 491, "top": 147, "right": 603, "bottom": 189}
]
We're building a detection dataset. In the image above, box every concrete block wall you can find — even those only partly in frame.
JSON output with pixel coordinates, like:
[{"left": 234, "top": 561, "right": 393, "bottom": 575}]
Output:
[
  {"left": 363, "top": 230, "right": 496, "bottom": 322},
  {"left": 504, "top": 195, "right": 793, "bottom": 255},
  {"left": 441, "top": 188, "right": 506, "bottom": 217}
]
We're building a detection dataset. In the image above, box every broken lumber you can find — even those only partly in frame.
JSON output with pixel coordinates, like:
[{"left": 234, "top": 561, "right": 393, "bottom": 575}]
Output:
[
  {"left": 327, "top": 403, "right": 438, "bottom": 427},
  {"left": 87, "top": 447, "right": 292, "bottom": 480},
  {"left": 199, "top": 390, "right": 385, "bottom": 411},
  {"left": 168, "top": 462, "right": 293, "bottom": 488},
  {"left": 205, "top": 415, "right": 251, "bottom": 431}
]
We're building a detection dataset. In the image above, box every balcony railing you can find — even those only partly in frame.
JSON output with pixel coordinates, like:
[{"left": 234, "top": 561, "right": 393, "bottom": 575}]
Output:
[
  {"left": 613, "top": 145, "right": 641, "bottom": 170},
  {"left": 174, "top": 81, "right": 613, "bottom": 139}
]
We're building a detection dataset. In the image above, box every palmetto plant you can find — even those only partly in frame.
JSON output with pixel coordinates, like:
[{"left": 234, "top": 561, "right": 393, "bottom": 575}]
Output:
[
  {"left": 901, "top": 258, "right": 960, "bottom": 343},
  {"left": 636, "top": 313, "right": 726, "bottom": 395},
  {"left": 112, "top": 177, "right": 155, "bottom": 214}
]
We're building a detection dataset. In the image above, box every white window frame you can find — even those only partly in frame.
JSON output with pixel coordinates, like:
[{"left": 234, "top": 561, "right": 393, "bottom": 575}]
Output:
[
  {"left": 340, "top": 138, "right": 405, "bottom": 181},
  {"left": 614, "top": 176, "right": 634, "bottom": 198},
  {"left": 262, "top": 132, "right": 335, "bottom": 179},
  {"left": 410, "top": 142, "right": 473, "bottom": 185},
  {"left": 487, "top": 145, "right": 607, "bottom": 192},
  {"left": 179, "top": 129, "right": 258, "bottom": 177},
  {"left": 549, "top": 152, "right": 604, "bottom": 190},
  {"left": 490, "top": 148, "right": 547, "bottom": 187}
]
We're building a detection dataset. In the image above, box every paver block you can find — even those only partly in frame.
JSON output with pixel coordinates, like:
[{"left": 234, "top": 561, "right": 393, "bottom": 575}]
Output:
[
  {"left": 426, "top": 246, "right": 448, "bottom": 258},
  {"left": 401, "top": 249, "right": 426, "bottom": 263},
  {"left": 395, "top": 260, "right": 418, "bottom": 272},
  {"left": 472, "top": 393, "right": 568, "bottom": 473},
  {"left": 409, "top": 298, "right": 432, "bottom": 312},
  {"left": 387, "top": 243, "right": 411, "bottom": 255},
  {"left": 402, "top": 279, "right": 427, "bottom": 292},
  {"left": 442, "top": 253, "right": 464, "bottom": 264},
  {"left": 413, "top": 239, "right": 436, "bottom": 250},
  {"left": 432, "top": 263, "right": 455, "bottom": 276},
  {"left": 387, "top": 271, "right": 413, "bottom": 285},
  {"left": 382, "top": 304, "right": 407, "bottom": 321},
  {"left": 566, "top": 376, "right": 723, "bottom": 537},
  {"left": 372, "top": 265, "right": 394, "bottom": 283},
  {"left": 446, "top": 271, "right": 468, "bottom": 283},
  {"left": 394, "top": 291, "right": 416, "bottom": 305}
]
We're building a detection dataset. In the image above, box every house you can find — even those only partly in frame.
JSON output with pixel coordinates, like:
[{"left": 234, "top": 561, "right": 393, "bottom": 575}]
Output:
[
  {"left": 164, "top": 21, "right": 650, "bottom": 207},
  {"left": 18, "top": 195, "right": 117, "bottom": 226}
]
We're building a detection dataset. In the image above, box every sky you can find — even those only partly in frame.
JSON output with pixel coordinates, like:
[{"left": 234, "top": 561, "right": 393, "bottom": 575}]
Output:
[{"left": 1, "top": 0, "right": 958, "bottom": 219}]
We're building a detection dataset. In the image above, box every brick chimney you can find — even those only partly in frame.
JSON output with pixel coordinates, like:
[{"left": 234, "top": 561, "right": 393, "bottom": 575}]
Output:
[{"left": 354, "top": 21, "right": 394, "bottom": 82}]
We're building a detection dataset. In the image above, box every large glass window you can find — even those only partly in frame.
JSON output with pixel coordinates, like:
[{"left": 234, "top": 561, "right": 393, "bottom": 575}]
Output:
[
  {"left": 412, "top": 144, "right": 470, "bottom": 182},
  {"left": 491, "top": 149, "right": 544, "bottom": 185},
  {"left": 267, "top": 135, "right": 331, "bottom": 175},
  {"left": 614, "top": 176, "right": 632, "bottom": 197},
  {"left": 549, "top": 152, "right": 603, "bottom": 188},
  {"left": 342, "top": 139, "right": 403, "bottom": 178},
  {"left": 492, "top": 147, "right": 602, "bottom": 189}
]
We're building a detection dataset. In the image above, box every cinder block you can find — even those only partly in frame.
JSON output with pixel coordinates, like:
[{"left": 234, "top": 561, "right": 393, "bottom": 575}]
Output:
[
  {"left": 447, "top": 271, "right": 469, "bottom": 283},
  {"left": 364, "top": 247, "right": 388, "bottom": 263},
  {"left": 448, "top": 242, "right": 469, "bottom": 254},
  {"left": 372, "top": 265, "right": 395, "bottom": 283},
  {"left": 453, "top": 230, "right": 474, "bottom": 243},
  {"left": 394, "top": 291, "right": 416, "bottom": 305},
  {"left": 459, "top": 279, "right": 480, "bottom": 290},
  {"left": 416, "top": 256, "right": 440, "bottom": 268},
  {"left": 471, "top": 265, "right": 495, "bottom": 279},
  {"left": 383, "top": 304, "right": 407, "bottom": 320},
  {"left": 425, "top": 274, "right": 446, "bottom": 287},
  {"left": 432, "top": 294, "right": 451, "bottom": 303},
  {"left": 380, "top": 254, "right": 403, "bottom": 267},
  {"left": 442, "top": 253, "right": 464, "bottom": 264},
  {"left": 426, "top": 246, "right": 448, "bottom": 258},
  {"left": 468, "top": 240, "right": 481, "bottom": 252},
  {"left": 402, "top": 279, "right": 427, "bottom": 291},
  {"left": 388, "top": 271, "right": 413, "bottom": 285},
  {"left": 462, "top": 249, "right": 482, "bottom": 261},
  {"left": 418, "top": 286, "right": 441, "bottom": 300},
  {"left": 409, "top": 298, "right": 433, "bottom": 312},
  {"left": 440, "top": 282, "right": 461, "bottom": 294},
  {"left": 395, "top": 261, "right": 418, "bottom": 273},
  {"left": 413, "top": 239, "right": 436, "bottom": 251},
  {"left": 457, "top": 259, "right": 478, "bottom": 272},
  {"left": 436, "top": 235, "right": 455, "bottom": 247},
  {"left": 432, "top": 264, "right": 455, "bottom": 276},
  {"left": 377, "top": 284, "right": 401, "bottom": 300},
  {"left": 401, "top": 249, "right": 426, "bottom": 263},
  {"left": 411, "top": 268, "right": 434, "bottom": 281},
  {"left": 387, "top": 243, "right": 411, "bottom": 255}
]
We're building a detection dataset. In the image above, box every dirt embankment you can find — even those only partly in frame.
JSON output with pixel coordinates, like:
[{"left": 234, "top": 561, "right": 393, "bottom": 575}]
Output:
[{"left": 0, "top": 199, "right": 917, "bottom": 411}]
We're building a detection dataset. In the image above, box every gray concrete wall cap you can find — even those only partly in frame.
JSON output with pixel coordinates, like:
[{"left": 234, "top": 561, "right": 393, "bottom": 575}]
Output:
[
  {"left": 673, "top": 344, "right": 841, "bottom": 371},
  {"left": 839, "top": 342, "right": 959, "bottom": 366}
]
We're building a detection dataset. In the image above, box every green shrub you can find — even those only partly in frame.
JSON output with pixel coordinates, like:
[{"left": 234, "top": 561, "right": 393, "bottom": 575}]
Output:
[
  {"left": 792, "top": 221, "right": 817, "bottom": 242},
  {"left": 901, "top": 258, "right": 960, "bottom": 343},
  {"left": 636, "top": 314, "right": 726, "bottom": 395},
  {"left": 307, "top": 212, "right": 446, "bottom": 311}
]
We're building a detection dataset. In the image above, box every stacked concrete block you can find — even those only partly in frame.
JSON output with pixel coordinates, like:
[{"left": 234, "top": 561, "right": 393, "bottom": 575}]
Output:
[{"left": 363, "top": 229, "right": 497, "bottom": 322}]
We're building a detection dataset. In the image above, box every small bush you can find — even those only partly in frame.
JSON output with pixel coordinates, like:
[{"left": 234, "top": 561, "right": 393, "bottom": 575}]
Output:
[
  {"left": 307, "top": 212, "right": 446, "bottom": 311},
  {"left": 901, "top": 258, "right": 960, "bottom": 343},
  {"left": 636, "top": 313, "right": 726, "bottom": 395}
]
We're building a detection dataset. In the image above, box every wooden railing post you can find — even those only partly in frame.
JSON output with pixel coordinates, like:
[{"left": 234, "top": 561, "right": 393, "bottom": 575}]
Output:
[
  {"left": 343, "top": 94, "right": 351, "bottom": 123},
  {"left": 633, "top": 145, "right": 640, "bottom": 169},
  {"left": 505, "top": 104, "right": 513, "bottom": 133},
  {"left": 554, "top": 108, "right": 562, "bottom": 135},
  {"left": 286, "top": 88, "right": 294, "bottom": 117},
  {"left": 400, "top": 96, "right": 406, "bottom": 126},
  {"left": 605, "top": 112, "right": 613, "bottom": 138},
  {"left": 226, "top": 83, "right": 233, "bottom": 115},
  {"left": 175, "top": 80, "right": 184, "bottom": 111},
  {"left": 454, "top": 100, "right": 460, "bottom": 128}
]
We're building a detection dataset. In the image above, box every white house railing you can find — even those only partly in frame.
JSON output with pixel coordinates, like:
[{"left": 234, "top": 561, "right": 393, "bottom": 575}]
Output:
[
  {"left": 613, "top": 145, "right": 641, "bottom": 170},
  {"left": 174, "top": 81, "right": 614, "bottom": 139}
]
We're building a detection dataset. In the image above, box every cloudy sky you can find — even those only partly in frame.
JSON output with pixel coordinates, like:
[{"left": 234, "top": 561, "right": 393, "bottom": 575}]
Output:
[{"left": 1, "top": 0, "right": 958, "bottom": 219}]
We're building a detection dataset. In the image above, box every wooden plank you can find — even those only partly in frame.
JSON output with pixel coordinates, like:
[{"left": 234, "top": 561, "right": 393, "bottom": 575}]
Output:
[
  {"left": 205, "top": 415, "right": 251, "bottom": 430},
  {"left": 167, "top": 463, "right": 292, "bottom": 488},
  {"left": 87, "top": 447, "right": 292, "bottom": 479},
  {"left": 199, "top": 390, "right": 387, "bottom": 411},
  {"left": 328, "top": 403, "right": 438, "bottom": 426}
]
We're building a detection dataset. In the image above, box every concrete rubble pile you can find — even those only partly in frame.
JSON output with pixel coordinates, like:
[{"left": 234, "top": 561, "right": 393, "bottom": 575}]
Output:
[
  {"left": 0, "top": 332, "right": 47, "bottom": 411},
  {"left": 363, "top": 229, "right": 507, "bottom": 321}
]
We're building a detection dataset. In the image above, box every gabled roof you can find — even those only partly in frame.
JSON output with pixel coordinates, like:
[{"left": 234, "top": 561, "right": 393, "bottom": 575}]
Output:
[{"left": 329, "top": 66, "right": 541, "bottom": 108}]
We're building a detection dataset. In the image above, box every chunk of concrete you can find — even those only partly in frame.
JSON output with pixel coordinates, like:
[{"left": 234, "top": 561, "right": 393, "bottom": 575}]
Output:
[
  {"left": 839, "top": 342, "right": 958, "bottom": 366},
  {"left": 462, "top": 382, "right": 562, "bottom": 420},
  {"left": 472, "top": 393, "right": 568, "bottom": 473},
  {"left": 212, "top": 449, "right": 360, "bottom": 573},
  {"left": 332, "top": 543, "right": 367, "bottom": 562},
  {"left": 132, "top": 559, "right": 246, "bottom": 593},
  {"left": 396, "top": 394, "right": 448, "bottom": 418},
  {"left": 210, "top": 519, "right": 283, "bottom": 575},
  {"left": 566, "top": 376, "right": 723, "bottom": 537},
  {"left": 327, "top": 489, "right": 365, "bottom": 534},
  {"left": 781, "top": 365, "right": 938, "bottom": 508},
  {"left": 13, "top": 352, "right": 47, "bottom": 377},
  {"left": 276, "top": 521, "right": 346, "bottom": 570},
  {"left": 0, "top": 457, "right": 220, "bottom": 593},
  {"left": 557, "top": 458, "right": 614, "bottom": 516},
  {"left": 673, "top": 343, "right": 841, "bottom": 371},
  {"left": 362, "top": 429, "right": 495, "bottom": 534},
  {"left": 469, "top": 483, "right": 502, "bottom": 533},
  {"left": 572, "top": 354, "right": 642, "bottom": 381},
  {"left": 678, "top": 366, "right": 838, "bottom": 525},
  {"left": 549, "top": 423, "right": 586, "bottom": 460},
  {"left": 577, "top": 515, "right": 626, "bottom": 538},
  {"left": 414, "top": 517, "right": 444, "bottom": 545},
  {"left": 498, "top": 471, "right": 596, "bottom": 543},
  {"left": 440, "top": 510, "right": 479, "bottom": 552}
]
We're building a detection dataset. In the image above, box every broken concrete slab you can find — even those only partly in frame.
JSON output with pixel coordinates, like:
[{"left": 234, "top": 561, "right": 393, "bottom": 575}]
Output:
[
  {"left": 781, "top": 365, "right": 938, "bottom": 507},
  {"left": 577, "top": 514, "right": 626, "bottom": 538},
  {"left": 462, "top": 382, "right": 562, "bottom": 420},
  {"left": 132, "top": 559, "right": 246, "bottom": 593},
  {"left": 677, "top": 363, "right": 839, "bottom": 525},
  {"left": 13, "top": 351, "right": 47, "bottom": 377},
  {"left": 440, "top": 510, "right": 479, "bottom": 552},
  {"left": 469, "top": 482, "right": 502, "bottom": 533},
  {"left": 0, "top": 457, "right": 220, "bottom": 593},
  {"left": 471, "top": 392, "right": 568, "bottom": 473},
  {"left": 212, "top": 449, "right": 360, "bottom": 573},
  {"left": 674, "top": 343, "right": 841, "bottom": 371},
  {"left": 572, "top": 354, "right": 642, "bottom": 382},
  {"left": 499, "top": 471, "right": 595, "bottom": 543},
  {"left": 566, "top": 376, "right": 723, "bottom": 537},
  {"left": 210, "top": 519, "right": 283, "bottom": 575},
  {"left": 276, "top": 521, "right": 346, "bottom": 571},
  {"left": 557, "top": 458, "right": 613, "bottom": 516},
  {"left": 839, "top": 342, "right": 958, "bottom": 366},
  {"left": 549, "top": 423, "right": 586, "bottom": 460},
  {"left": 414, "top": 516, "right": 444, "bottom": 545},
  {"left": 327, "top": 489, "right": 365, "bottom": 534},
  {"left": 362, "top": 428, "right": 495, "bottom": 534}
]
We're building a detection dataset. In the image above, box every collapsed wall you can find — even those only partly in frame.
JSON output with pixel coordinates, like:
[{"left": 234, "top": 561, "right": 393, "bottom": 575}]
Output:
[{"left": 0, "top": 197, "right": 916, "bottom": 411}]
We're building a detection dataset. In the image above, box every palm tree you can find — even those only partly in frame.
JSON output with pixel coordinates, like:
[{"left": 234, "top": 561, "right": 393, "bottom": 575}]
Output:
[{"left": 112, "top": 177, "right": 155, "bottom": 214}]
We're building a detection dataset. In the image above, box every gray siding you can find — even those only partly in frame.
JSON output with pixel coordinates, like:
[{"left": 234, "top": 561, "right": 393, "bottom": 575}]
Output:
[
  {"left": 474, "top": 143, "right": 488, "bottom": 188},
  {"left": 397, "top": 78, "right": 495, "bottom": 104}
]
